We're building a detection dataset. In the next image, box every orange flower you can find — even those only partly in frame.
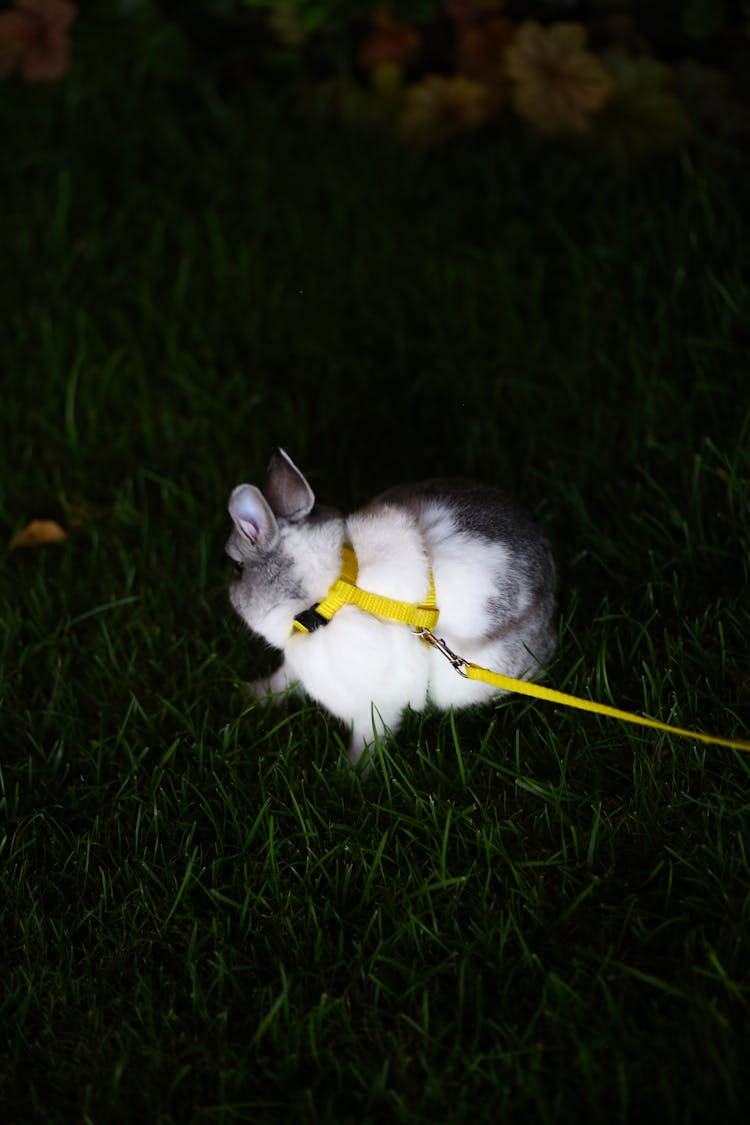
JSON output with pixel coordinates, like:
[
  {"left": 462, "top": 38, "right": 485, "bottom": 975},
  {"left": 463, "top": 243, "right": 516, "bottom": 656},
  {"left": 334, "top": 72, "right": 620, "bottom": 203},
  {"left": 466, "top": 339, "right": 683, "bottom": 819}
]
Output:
[
  {"left": 0, "top": 10, "right": 32, "bottom": 76},
  {"left": 399, "top": 74, "right": 489, "bottom": 146},
  {"left": 358, "top": 7, "right": 421, "bottom": 72},
  {"left": 457, "top": 16, "right": 514, "bottom": 79},
  {"left": 505, "top": 20, "right": 614, "bottom": 136},
  {"left": 0, "top": 0, "right": 77, "bottom": 83},
  {"left": 456, "top": 14, "right": 514, "bottom": 111},
  {"left": 445, "top": 0, "right": 506, "bottom": 28}
]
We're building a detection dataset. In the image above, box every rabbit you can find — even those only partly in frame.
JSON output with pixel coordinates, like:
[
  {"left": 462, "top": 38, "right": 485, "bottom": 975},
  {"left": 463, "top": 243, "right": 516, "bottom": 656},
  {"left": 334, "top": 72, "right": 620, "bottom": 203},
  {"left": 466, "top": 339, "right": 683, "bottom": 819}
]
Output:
[{"left": 226, "top": 448, "right": 557, "bottom": 768}]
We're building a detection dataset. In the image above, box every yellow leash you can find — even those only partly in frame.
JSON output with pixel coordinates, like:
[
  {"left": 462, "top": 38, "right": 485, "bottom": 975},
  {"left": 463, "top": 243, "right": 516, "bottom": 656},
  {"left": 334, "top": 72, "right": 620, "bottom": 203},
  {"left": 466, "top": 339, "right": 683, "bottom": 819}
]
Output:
[
  {"left": 417, "top": 628, "right": 750, "bottom": 753},
  {"left": 291, "top": 544, "right": 749, "bottom": 753}
]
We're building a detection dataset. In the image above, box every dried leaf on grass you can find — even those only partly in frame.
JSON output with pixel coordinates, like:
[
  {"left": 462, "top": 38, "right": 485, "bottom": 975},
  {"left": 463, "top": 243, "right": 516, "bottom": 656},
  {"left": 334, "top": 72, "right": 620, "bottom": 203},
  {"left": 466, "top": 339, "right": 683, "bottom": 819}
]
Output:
[{"left": 11, "top": 518, "right": 68, "bottom": 548}]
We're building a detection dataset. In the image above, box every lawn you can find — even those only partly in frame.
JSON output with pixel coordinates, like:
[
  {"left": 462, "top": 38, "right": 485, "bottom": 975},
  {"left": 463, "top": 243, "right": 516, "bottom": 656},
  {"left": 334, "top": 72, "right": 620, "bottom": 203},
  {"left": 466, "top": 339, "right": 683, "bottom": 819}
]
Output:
[{"left": 1, "top": 16, "right": 750, "bottom": 1123}]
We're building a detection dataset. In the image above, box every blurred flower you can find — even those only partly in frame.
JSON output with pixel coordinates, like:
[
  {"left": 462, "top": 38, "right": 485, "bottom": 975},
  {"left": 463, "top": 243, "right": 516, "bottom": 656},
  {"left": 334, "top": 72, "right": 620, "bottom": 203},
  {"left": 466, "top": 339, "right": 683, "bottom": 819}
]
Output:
[
  {"left": 267, "top": 4, "right": 309, "bottom": 48},
  {"left": 309, "top": 76, "right": 386, "bottom": 130},
  {"left": 456, "top": 14, "right": 514, "bottom": 110},
  {"left": 505, "top": 20, "right": 614, "bottom": 135},
  {"left": 599, "top": 50, "right": 694, "bottom": 155},
  {"left": 674, "top": 59, "right": 747, "bottom": 141},
  {"left": 0, "top": 10, "right": 29, "bottom": 77},
  {"left": 370, "top": 60, "right": 404, "bottom": 104},
  {"left": 399, "top": 74, "right": 489, "bottom": 145},
  {"left": 457, "top": 15, "right": 514, "bottom": 77},
  {"left": 0, "top": 0, "right": 77, "bottom": 82},
  {"left": 673, "top": 59, "right": 726, "bottom": 122},
  {"left": 0, "top": 6, "right": 43, "bottom": 77},
  {"left": 445, "top": 0, "right": 506, "bottom": 28},
  {"left": 587, "top": 12, "right": 649, "bottom": 55},
  {"left": 359, "top": 7, "right": 421, "bottom": 72}
]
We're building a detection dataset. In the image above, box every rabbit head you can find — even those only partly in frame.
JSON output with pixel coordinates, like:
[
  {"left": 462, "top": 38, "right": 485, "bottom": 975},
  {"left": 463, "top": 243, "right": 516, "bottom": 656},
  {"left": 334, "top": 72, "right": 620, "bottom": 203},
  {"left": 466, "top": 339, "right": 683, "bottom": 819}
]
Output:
[{"left": 226, "top": 449, "right": 344, "bottom": 649}]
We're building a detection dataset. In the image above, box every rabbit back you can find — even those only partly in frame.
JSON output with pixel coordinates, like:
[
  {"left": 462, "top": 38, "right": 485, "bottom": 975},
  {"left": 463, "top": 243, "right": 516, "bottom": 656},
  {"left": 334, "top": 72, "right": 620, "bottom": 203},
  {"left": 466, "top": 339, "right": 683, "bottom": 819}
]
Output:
[{"left": 367, "top": 479, "right": 557, "bottom": 681}]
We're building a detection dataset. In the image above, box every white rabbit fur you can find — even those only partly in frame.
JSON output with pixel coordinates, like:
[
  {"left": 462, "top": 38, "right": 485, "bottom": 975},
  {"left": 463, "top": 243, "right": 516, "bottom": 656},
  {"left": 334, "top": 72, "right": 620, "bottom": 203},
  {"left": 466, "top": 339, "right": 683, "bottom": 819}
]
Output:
[{"left": 226, "top": 449, "right": 556, "bottom": 767}]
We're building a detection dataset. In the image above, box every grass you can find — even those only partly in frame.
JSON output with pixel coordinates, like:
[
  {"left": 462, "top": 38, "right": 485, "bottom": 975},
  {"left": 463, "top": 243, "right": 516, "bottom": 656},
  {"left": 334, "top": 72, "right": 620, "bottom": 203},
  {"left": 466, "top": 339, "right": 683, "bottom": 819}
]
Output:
[{"left": 1, "top": 25, "right": 750, "bottom": 1124}]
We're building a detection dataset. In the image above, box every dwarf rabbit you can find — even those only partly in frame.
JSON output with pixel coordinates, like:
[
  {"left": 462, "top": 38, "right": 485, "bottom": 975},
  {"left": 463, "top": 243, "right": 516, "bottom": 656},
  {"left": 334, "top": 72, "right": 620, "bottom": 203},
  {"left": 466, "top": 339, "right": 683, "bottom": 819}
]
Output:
[{"left": 226, "top": 449, "right": 556, "bottom": 767}]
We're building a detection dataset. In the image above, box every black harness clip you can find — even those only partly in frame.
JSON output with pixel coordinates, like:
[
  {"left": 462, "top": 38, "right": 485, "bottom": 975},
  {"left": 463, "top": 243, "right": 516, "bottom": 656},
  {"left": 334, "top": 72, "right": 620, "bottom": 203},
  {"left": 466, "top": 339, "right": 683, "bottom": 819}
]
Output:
[{"left": 293, "top": 605, "right": 329, "bottom": 633}]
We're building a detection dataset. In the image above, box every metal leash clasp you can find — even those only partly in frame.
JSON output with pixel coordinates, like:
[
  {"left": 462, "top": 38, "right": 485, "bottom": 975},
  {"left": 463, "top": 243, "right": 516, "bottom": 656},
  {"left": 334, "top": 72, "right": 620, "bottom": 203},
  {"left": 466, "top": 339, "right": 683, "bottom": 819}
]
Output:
[{"left": 414, "top": 627, "right": 469, "bottom": 677}]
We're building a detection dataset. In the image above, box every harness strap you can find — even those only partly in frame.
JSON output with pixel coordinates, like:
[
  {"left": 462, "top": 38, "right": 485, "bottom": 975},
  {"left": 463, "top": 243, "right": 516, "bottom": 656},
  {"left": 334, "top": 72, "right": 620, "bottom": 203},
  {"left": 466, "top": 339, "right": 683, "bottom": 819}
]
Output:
[{"left": 293, "top": 545, "right": 439, "bottom": 634}]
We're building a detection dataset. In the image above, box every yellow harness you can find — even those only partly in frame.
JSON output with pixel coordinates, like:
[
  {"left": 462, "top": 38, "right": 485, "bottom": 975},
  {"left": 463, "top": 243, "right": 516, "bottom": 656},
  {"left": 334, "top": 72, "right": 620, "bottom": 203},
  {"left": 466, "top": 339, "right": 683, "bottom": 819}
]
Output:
[
  {"left": 293, "top": 544, "right": 439, "bottom": 634},
  {"left": 293, "top": 544, "right": 750, "bottom": 754}
]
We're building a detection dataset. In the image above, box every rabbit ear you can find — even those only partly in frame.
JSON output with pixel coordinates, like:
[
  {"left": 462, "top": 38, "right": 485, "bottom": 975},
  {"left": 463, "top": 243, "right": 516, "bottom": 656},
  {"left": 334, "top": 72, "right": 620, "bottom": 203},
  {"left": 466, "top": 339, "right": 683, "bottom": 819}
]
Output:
[
  {"left": 265, "top": 448, "right": 315, "bottom": 521},
  {"left": 228, "top": 484, "right": 279, "bottom": 548}
]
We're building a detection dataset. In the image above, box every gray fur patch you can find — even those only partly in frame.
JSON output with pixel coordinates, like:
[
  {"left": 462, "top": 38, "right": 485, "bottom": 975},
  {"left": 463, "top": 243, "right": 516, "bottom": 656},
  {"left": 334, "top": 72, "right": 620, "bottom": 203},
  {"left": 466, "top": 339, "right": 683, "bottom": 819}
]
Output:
[
  {"left": 374, "top": 478, "right": 557, "bottom": 658},
  {"left": 374, "top": 478, "right": 540, "bottom": 547},
  {"left": 229, "top": 546, "right": 304, "bottom": 619}
]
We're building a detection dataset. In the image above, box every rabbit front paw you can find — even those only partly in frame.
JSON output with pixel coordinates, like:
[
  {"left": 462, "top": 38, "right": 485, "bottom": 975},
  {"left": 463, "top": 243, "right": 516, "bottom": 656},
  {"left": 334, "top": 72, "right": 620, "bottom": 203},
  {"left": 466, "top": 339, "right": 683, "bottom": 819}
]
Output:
[{"left": 241, "top": 663, "right": 302, "bottom": 707}]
